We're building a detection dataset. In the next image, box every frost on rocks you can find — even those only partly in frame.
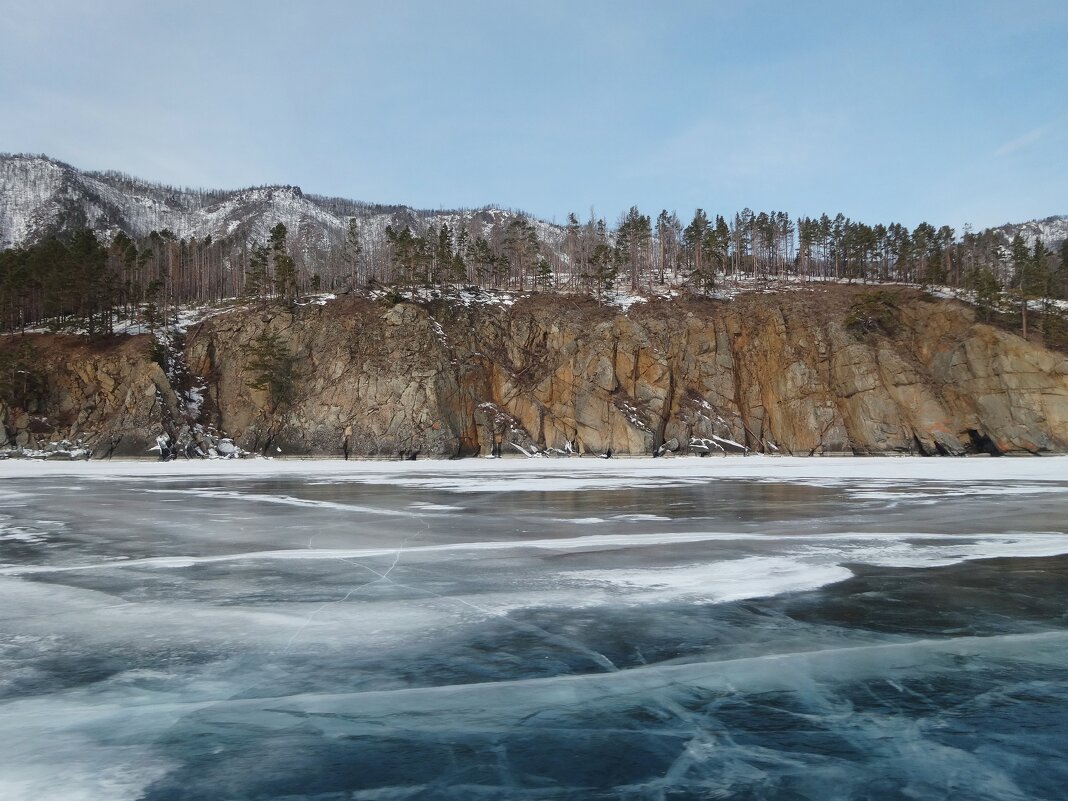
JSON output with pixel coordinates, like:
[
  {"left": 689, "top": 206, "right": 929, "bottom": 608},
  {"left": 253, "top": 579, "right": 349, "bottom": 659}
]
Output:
[{"left": 0, "top": 441, "right": 91, "bottom": 461}]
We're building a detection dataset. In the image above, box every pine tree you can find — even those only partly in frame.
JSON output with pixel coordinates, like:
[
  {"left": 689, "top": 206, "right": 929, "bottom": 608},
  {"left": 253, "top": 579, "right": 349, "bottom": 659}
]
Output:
[
  {"left": 973, "top": 267, "right": 1002, "bottom": 321},
  {"left": 470, "top": 237, "right": 495, "bottom": 286},
  {"left": 454, "top": 227, "right": 470, "bottom": 284},
  {"left": 244, "top": 243, "right": 271, "bottom": 310},
  {"left": 589, "top": 242, "right": 615, "bottom": 296},
  {"left": 435, "top": 223, "right": 454, "bottom": 286},
  {"left": 345, "top": 218, "right": 362, "bottom": 290},
  {"left": 1011, "top": 234, "right": 1033, "bottom": 337},
  {"left": 534, "top": 256, "right": 553, "bottom": 289},
  {"left": 385, "top": 225, "right": 426, "bottom": 288},
  {"left": 503, "top": 218, "right": 539, "bottom": 291},
  {"left": 1031, "top": 239, "right": 1053, "bottom": 334},
  {"left": 654, "top": 210, "right": 677, "bottom": 283},
  {"left": 243, "top": 328, "right": 298, "bottom": 416},
  {"left": 1057, "top": 239, "right": 1068, "bottom": 300},
  {"left": 683, "top": 209, "right": 710, "bottom": 283},
  {"left": 615, "top": 207, "right": 651, "bottom": 291},
  {"left": 713, "top": 216, "right": 731, "bottom": 274},
  {"left": 565, "top": 212, "right": 583, "bottom": 289},
  {"left": 270, "top": 223, "right": 298, "bottom": 303},
  {"left": 61, "top": 229, "right": 115, "bottom": 336}
]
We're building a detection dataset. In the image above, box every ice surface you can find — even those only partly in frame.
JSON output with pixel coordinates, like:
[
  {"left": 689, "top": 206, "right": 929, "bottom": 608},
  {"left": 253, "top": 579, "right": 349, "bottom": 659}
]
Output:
[
  {"left": 4, "top": 453, "right": 1068, "bottom": 485},
  {"left": 561, "top": 557, "right": 855, "bottom": 604},
  {"left": 1, "top": 457, "right": 1067, "bottom": 800}
]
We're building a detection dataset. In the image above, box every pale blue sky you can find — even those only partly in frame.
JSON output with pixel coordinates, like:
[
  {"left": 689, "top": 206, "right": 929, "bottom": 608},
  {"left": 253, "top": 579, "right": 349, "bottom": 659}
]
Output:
[{"left": 1, "top": 0, "right": 1065, "bottom": 230}]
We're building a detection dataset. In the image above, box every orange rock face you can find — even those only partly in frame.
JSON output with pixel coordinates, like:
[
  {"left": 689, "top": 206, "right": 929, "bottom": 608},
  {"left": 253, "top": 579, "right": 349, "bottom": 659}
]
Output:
[{"left": 5, "top": 287, "right": 1066, "bottom": 458}]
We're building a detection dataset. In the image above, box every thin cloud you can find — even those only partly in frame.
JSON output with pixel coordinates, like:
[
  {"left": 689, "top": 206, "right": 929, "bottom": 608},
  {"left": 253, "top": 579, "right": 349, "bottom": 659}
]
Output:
[
  {"left": 994, "top": 124, "right": 1052, "bottom": 157},
  {"left": 634, "top": 104, "right": 848, "bottom": 191}
]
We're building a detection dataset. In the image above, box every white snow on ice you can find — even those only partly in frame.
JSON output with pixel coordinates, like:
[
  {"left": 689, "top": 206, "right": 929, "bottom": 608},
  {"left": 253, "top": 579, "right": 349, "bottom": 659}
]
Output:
[{"left": 4, "top": 454, "right": 1066, "bottom": 492}]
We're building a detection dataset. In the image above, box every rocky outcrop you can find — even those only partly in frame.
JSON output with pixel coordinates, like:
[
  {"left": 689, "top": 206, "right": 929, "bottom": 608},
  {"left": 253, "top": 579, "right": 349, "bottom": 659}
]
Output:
[
  {"left": 178, "top": 288, "right": 1068, "bottom": 458},
  {"left": 0, "top": 334, "right": 183, "bottom": 456},
  {"left": 4, "top": 288, "right": 1067, "bottom": 458},
  {"left": 183, "top": 298, "right": 472, "bottom": 457}
]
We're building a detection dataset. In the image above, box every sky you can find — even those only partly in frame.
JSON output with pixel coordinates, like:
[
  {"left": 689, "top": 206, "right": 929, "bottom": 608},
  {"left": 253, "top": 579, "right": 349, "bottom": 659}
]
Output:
[{"left": 1, "top": 0, "right": 1065, "bottom": 231}]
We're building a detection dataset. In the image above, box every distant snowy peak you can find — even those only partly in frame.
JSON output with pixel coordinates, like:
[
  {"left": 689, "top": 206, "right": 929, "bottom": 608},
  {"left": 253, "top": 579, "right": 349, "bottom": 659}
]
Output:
[
  {"left": 992, "top": 215, "right": 1068, "bottom": 250},
  {"left": 0, "top": 154, "right": 559, "bottom": 255}
]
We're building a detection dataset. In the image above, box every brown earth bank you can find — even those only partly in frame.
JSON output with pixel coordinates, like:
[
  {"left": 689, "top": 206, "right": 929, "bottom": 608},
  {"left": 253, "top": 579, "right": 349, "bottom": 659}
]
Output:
[{"left": 3, "top": 286, "right": 1068, "bottom": 458}]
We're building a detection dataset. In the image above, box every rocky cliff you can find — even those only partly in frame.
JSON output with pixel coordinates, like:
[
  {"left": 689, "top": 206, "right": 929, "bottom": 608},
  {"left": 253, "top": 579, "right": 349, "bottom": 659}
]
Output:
[
  {"left": 0, "top": 333, "right": 183, "bottom": 457},
  {"left": 184, "top": 287, "right": 1068, "bottom": 457},
  {"left": 4, "top": 287, "right": 1068, "bottom": 458}
]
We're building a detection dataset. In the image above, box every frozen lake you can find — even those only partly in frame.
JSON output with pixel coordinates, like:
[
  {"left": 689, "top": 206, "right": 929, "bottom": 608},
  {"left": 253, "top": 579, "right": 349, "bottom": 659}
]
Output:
[{"left": 1, "top": 456, "right": 1067, "bottom": 800}]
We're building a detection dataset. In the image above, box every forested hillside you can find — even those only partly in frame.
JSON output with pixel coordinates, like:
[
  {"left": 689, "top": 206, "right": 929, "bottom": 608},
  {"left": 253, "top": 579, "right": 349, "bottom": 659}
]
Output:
[{"left": 1, "top": 153, "right": 1066, "bottom": 343}]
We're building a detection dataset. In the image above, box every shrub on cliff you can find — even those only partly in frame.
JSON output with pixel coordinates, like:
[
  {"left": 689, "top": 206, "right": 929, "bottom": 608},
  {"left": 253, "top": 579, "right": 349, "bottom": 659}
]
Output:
[
  {"left": 0, "top": 338, "right": 46, "bottom": 412},
  {"left": 242, "top": 329, "right": 299, "bottom": 415},
  {"left": 845, "top": 291, "right": 900, "bottom": 338}
]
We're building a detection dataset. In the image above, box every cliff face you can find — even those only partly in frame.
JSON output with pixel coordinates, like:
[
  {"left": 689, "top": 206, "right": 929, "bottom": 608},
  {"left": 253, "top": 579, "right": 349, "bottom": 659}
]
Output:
[
  {"left": 3, "top": 288, "right": 1067, "bottom": 458},
  {"left": 0, "top": 334, "right": 182, "bottom": 456},
  {"left": 184, "top": 298, "right": 472, "bottom": 457},
  {"left": 177, "top": 288, "right": 1068, "bottom": 458}
]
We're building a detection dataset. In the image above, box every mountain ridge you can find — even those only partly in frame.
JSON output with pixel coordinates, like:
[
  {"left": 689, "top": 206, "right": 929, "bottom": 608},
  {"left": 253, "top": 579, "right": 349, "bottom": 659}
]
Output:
[
  {"left": 2, "top": 153, "right": 1063, "bottom": 256},
  {"left": 0, "top": 153, "right": 562, "bottom": 258}
]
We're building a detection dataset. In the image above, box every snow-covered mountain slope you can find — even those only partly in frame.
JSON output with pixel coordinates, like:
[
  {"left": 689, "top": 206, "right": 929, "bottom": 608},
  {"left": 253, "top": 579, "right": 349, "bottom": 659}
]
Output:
[
  {"left": 991, "top": 215, "right": 1068, "bottom": 250},
  {"left": 0, "top": 154, "right": 335, "bottom": 250},
  {"left": 0, "top": 154, "right": 564, "bottom": 256},
  {"left": 2, "top": 153, "right": 1060, "bottom": 259}
]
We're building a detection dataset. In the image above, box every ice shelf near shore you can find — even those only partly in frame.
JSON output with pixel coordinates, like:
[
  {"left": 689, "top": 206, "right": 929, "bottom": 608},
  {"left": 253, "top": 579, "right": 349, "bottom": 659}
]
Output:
[{"left": 2, "top": 453, "right": 1067, "bottom": 488}]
